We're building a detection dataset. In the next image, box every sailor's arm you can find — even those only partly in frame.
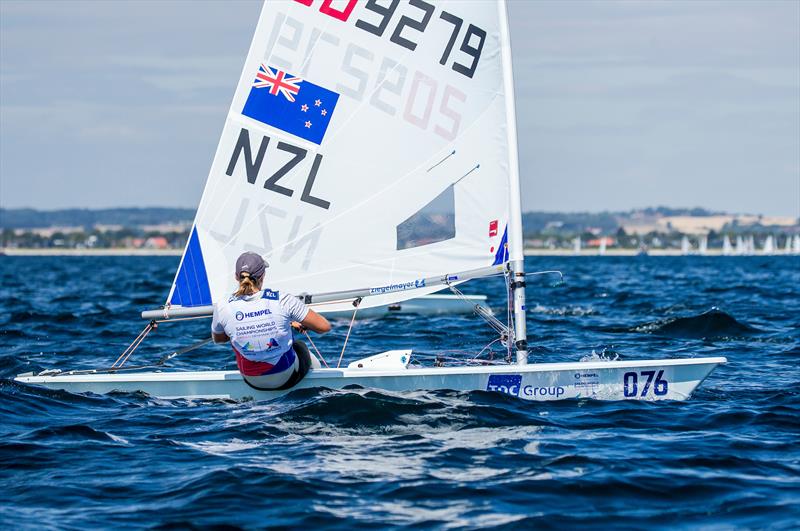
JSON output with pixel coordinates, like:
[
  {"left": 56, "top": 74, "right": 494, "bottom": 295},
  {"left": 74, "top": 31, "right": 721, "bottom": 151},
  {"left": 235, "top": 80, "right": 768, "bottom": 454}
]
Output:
[
  {"left": 285, "top": 294, "right": 330, "bottom": 334},
  {"left": 211, "top": 304, "right": 230, "bottom": 343},
  {"left": 297, "top": 309, "right": 331, "bottom": 334}
]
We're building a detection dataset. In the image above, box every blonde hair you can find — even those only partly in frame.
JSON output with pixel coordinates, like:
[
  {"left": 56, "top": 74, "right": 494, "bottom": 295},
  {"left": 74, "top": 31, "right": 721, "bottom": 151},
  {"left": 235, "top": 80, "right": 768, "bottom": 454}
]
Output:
[{"left": 234, "top": 273, "right": 261, "bottom": 297}]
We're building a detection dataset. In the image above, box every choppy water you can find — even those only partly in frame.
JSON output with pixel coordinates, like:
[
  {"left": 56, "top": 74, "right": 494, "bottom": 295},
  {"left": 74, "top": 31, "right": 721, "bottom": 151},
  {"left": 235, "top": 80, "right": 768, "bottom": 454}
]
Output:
[{"left": 1, "top": 256, "right": 798, "bottom": 529}]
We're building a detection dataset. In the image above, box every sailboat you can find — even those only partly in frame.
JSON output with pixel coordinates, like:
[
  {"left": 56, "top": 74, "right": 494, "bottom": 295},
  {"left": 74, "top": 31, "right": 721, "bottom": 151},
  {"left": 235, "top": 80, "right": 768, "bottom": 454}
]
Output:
[
  {"left": 762, "top": 235, "right": 774, "bottom": 255},
  {"left": 698, "top": 234, "right": 708, "bottom": 255},
  {"left": 723, "top": 235, "right": 733, "bottom": 255},
  {"left": 598, "top": 237, "right": 607, "bottom": 255},
  {"left": 680, "top": 235, "right": 691, "bottom": 255},
  {"left": 736, "top": 235, "right": 746, "bottom": 255},
  {"left": 15, "top": 0, "right": 724, "bottom": 401},
  {"left": 573, "top": 236, "right": 581, "bottom": 255}
]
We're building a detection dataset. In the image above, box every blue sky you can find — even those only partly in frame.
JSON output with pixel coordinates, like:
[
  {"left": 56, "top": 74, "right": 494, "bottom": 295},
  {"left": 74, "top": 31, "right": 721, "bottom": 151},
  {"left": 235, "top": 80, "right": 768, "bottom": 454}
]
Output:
[{"left": 1, "top": 0, "right": 798, "bottom": 216}]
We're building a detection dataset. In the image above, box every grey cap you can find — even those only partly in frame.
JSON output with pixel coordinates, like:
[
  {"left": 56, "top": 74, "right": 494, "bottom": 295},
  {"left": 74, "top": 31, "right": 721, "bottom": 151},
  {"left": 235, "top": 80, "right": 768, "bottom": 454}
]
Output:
[{"left": 235, "top": 252, "right": 268, "bottom": 281}]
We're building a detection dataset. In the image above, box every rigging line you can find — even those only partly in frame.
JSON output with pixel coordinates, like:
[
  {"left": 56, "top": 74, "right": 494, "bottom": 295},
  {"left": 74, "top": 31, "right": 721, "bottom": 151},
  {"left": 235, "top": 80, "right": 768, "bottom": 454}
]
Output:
[
  {"left": 447, "top": 282, "right": 507, "bottom": 335},
  {"left": 84, "top": 337, "right": 213, "bottom": 375},
  {"left": 155, "top": 315, "right": 211, "bottom": 324},
  {"left": 427, "top": 150, "right": 456, "bottom": 172},
  {"left": 156, "top": 338, "right": 213, "bottom": 365},
  {"left": 451, "top": 164, "right": 481, "bottom": 187},
  {"left": 115, "top": 330, "right": 149, "bottom": 369},
  {"left": 472, "top": 337, "right": 504, "bottom": 361},
  {"left": 302, "top": 329, "right": 329, "bottom": 368},
  {"left": 336, "top": 297, "right": 362, "bottom": 368},
  {"left": 506, "top": 269, "right": 514, "bottom": 360},
  {"left": 62, "top": 338, "right": 213, "bottom": 376},
  {"left": 111, "top": 321, "right": 154, "bottom": 369}
]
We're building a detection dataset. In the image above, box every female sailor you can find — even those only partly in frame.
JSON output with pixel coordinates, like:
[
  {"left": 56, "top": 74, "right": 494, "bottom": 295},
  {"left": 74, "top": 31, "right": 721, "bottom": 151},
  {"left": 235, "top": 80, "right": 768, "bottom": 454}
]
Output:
[{"left": 211, "top": 252, "right": 330, "bottom": 390}]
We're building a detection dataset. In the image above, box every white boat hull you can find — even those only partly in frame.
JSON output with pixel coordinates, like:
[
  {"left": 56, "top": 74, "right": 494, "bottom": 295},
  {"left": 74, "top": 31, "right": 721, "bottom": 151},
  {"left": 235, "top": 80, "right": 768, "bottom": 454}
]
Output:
[{"left": 15, "top": 357, "right": 726, "bottom": 402}]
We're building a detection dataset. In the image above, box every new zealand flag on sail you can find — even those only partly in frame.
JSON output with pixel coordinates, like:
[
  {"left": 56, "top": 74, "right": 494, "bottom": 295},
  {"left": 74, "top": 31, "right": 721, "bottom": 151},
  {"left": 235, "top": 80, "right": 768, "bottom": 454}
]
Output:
[{"left": 241, "top": 64, "right": 339, "bottom": 145}]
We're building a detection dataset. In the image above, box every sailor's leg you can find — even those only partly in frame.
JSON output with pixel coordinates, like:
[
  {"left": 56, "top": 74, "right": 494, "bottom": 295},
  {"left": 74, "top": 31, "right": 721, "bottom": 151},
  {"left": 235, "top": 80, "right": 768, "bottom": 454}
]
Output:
[{"left": 293, "top": 341, "right": 312, "bottom": 376}]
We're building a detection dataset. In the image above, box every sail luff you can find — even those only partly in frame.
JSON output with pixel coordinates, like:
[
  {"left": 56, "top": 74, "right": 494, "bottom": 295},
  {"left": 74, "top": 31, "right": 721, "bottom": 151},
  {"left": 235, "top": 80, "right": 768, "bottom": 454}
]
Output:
[
  {"left": 164, "top": 2, "right": 271, "bottom": 307},
  {"left": 497, "top": 0, "right": 528, "bottom": 364}
]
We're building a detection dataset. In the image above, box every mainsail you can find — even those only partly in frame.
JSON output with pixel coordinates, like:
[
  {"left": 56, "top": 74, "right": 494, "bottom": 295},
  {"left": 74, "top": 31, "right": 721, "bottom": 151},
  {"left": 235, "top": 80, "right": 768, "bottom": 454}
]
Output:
[{"left": 167, "top": 0, "right": 525, "bottom": 313}]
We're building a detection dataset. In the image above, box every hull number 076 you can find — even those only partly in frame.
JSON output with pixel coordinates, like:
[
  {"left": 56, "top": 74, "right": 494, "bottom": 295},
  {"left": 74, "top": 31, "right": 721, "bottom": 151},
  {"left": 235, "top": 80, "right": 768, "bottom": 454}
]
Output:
[{"left": 623, "top": 370, "right": 668, "bottom": 398}]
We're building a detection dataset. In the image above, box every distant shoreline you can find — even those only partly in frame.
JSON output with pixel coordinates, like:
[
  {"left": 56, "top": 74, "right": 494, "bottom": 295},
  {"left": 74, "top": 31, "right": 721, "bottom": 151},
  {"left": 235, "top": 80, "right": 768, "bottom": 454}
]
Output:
[{"left": 3, "top": 247, "right": 791, "bottom": 257}]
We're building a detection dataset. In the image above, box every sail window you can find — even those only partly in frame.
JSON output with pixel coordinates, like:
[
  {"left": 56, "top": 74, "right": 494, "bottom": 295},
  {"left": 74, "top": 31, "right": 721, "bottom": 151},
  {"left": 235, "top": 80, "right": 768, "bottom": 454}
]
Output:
[{"left": 396, "top": 186, "right": 456, "bottom": 250}]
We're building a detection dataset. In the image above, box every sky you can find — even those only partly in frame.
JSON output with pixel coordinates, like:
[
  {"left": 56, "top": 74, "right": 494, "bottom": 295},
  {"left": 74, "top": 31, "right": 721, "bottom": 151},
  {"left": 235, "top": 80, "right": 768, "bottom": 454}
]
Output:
[{"left": 1, "top": 0, "right": 798, "bottom": 216}]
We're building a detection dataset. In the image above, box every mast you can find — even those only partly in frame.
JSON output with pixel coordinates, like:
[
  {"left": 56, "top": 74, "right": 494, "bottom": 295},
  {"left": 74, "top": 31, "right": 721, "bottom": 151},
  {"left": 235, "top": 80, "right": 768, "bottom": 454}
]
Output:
[{"left": 497, "top": 0, "right": 529, "bottom": 365}]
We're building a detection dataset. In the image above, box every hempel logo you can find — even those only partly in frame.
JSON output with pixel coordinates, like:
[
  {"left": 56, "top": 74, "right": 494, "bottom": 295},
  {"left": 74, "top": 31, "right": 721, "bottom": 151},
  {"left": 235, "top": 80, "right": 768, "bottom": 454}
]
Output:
[{"left": 235, "top": 308, "right": 272, "bottom": 321}]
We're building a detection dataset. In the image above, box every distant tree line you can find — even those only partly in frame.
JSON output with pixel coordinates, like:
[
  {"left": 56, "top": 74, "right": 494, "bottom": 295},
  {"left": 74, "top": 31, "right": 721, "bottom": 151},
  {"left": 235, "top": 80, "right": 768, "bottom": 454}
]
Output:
[{"left": 0, "top": 207, "right": 196, "bottom": 229}]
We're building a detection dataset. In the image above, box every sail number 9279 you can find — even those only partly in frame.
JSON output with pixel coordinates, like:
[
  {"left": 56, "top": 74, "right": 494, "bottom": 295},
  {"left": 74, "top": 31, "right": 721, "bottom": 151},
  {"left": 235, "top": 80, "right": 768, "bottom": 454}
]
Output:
[
  {"left": 294, "top": 0, "right": 486, "bottom": 79},
  {"left": 623, "top": 370, "right": 669, "bottom": 398}
]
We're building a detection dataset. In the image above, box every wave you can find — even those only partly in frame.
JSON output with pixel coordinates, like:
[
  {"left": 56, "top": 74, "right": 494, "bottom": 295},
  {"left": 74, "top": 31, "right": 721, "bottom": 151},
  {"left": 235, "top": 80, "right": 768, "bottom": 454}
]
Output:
[{"left": 632, "top": 308, "right": 760, "bottom": 339}]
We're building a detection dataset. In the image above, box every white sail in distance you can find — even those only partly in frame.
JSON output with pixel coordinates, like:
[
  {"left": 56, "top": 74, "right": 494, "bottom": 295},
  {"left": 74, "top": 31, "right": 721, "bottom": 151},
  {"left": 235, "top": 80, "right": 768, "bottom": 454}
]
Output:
[{"left": 167, "top": 0, "right": 522, "bottom": 311}]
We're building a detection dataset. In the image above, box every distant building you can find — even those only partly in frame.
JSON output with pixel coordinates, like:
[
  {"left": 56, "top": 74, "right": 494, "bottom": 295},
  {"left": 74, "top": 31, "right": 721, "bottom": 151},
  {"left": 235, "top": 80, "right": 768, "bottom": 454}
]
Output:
[
  {"left": 144, "top": 237, "right": 169, "bottom": 249},
  {"left": 587, "top": 237, "right": 616, "bottom": 247}
]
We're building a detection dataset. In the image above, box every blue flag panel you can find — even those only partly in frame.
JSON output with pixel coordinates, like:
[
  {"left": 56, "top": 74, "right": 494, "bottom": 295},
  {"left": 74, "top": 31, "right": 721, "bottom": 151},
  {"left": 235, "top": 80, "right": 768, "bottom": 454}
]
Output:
[
  {"left": 241, "top": 64, "right": 339, "bottom": 145},
  {"left": 170, "top": 227, "right": 212, "bottom": 307},
  {"left": 492, "top": 225, "right": 509, "bottom": 265}
]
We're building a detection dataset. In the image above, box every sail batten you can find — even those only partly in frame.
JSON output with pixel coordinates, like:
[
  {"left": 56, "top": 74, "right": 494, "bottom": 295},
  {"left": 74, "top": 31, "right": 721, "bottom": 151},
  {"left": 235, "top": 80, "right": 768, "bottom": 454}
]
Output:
[{"left": 164, "top": 0, "right": 522, "bottom": 311}]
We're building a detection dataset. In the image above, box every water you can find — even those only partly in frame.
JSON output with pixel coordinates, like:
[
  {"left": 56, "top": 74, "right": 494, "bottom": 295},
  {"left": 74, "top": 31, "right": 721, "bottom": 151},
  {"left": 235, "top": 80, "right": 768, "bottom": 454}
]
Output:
[{"left": 1, "top": 256, "right": 798, "bottom": 529}]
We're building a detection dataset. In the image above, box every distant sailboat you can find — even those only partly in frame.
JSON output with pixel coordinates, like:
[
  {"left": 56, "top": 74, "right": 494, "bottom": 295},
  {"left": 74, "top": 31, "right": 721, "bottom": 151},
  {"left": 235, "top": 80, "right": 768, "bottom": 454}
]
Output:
[
  {"left": 793, "top": 234, "right": 800, "bottom": 254},
  {"left": 573, "top": 236, "right": 581, "bottom": 255},
  {"left": 747, "top": 235, "right": 756, "bottom": 254},
  {"left": 680, "top": 235, "right": 691, "bottom": 255},
  {"left": 784, "top": 235, "right": 792, "bottom": 254},
  {"left": 699, "top": 235, "right": 708, "bottom": 255},
  {"left": 598, "top": 237, "right": 607, "bottom": 255},
  {"left": 736, "top": 235, "right": 745, "bottom": 255},
  {"left": 762, "top": 235, "right": 775, "bottom": 255},
  {"left": 723, "top": 235, "right": 733, "bottom": 255}
]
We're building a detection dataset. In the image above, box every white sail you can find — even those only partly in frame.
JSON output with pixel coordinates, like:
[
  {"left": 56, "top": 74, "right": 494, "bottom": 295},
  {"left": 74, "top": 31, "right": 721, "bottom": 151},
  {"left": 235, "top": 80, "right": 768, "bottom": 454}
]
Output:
[
  {"left": 793, "top": 234, "right": 800, "bottom": 254},
  {"left": 762, "top": 235, "right": 774, "bottom": 254},
  {"left": 722, "top": 235, "right": 732, "bottom": 255},
  {"left": 747, "top": 235, "right": 756, "bottom": 254},
  {"left": 598, "top": 237, "right": 607, "bottom": 255},
  {"left": 166, "top": 0, "right": 520, "bottom": 311},
  {"left": 736, "top": 235, "right": 745, "bottom": 255},
  {"left": 680, "top": 235, "right": 690, "bottom": 255},
  {"left": 573, "top": 236, "right": 581, "bottom": 254},
  {"left": 698, "top": 234, "right": 708, "bottom": 255}
]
